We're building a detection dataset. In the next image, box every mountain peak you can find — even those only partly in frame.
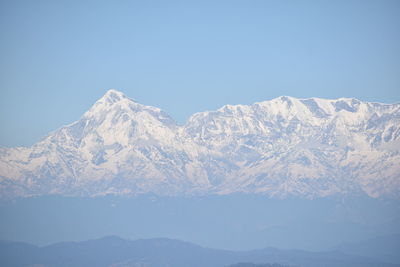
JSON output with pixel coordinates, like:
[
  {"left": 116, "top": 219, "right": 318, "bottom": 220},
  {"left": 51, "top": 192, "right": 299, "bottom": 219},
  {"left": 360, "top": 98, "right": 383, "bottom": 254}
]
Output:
[
  {"left": 101, "top": 89, "right": 129, "bottom": 104},
  {"left": 84, "top": 89, "right": 137, "bottom": 117}
]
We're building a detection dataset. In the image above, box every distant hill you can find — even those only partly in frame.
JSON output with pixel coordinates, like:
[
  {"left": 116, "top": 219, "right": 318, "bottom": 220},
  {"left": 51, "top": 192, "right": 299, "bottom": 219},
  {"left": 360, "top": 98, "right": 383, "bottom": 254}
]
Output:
[
  {"left": 1, "top": 195, "right": 399, "bottom": 252},
  {"left": 335, "top": 234, "right": 400, "bottom": 264},
  {"left": 1, "top": 236, "right": 399, "bottom": 267},
  {"left": 227, "top": 263, "right": 291, "bottom": 267}
]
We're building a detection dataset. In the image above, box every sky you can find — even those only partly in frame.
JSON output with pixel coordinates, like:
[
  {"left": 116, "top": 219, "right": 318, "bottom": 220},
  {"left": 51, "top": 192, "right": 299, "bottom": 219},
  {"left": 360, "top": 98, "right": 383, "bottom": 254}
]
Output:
[{"left": 0, "top": 0, "right": 399, "bottom": 147}]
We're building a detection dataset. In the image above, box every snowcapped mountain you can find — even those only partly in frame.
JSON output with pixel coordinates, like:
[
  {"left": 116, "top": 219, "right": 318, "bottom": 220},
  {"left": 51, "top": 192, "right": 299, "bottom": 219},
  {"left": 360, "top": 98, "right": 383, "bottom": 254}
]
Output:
[{"left": 1, "top": 89, "right": 399, "bottom": 198}]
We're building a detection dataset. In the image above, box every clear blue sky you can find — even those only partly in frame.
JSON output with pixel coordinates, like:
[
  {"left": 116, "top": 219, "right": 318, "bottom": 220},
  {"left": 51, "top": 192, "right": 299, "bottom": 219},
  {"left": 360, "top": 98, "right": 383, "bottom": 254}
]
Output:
[{"left": 1, "top": 0, "right": 399, "bottom": 147}]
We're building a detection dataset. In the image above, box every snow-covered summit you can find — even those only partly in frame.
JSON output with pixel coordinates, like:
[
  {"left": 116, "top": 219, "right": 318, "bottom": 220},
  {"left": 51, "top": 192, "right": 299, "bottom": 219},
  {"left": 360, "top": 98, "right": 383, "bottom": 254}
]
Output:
[
  {"left": 0, "top": 90, "right": 399, "bottom": 198},
  {"left": 103, "top": 88, "right": 128, "bottom": 101}
]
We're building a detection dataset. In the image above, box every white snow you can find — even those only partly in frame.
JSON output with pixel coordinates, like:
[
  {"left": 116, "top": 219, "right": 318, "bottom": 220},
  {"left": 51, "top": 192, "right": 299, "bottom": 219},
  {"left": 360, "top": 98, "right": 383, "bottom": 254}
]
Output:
[{"left": 0, "top": 90, "right": 399, "bottom": 198}]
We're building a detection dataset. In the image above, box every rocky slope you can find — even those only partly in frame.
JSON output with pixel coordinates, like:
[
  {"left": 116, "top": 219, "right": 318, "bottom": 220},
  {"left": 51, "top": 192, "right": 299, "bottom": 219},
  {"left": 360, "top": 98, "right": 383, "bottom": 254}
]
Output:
[{"left": 1, "top": 89, "right": 399, "bottom": 198}]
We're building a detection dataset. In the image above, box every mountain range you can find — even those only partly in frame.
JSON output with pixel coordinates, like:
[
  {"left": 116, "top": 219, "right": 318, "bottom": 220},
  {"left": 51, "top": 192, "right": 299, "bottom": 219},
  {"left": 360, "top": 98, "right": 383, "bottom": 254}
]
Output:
[
  {"left": 1, "top": 236, "right": 399, "bottom": 267},
  {"left": 1, "top": 89, "right": 399, "bottom": 198}
]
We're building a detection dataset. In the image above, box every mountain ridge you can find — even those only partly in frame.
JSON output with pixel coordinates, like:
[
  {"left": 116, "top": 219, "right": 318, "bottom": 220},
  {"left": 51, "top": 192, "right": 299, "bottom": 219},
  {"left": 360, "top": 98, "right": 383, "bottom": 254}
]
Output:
[
  {"left": 1, "top": 235, "right": 399, "bottom": 267},
  {"left": 1, "top": 89, "right": 399, "bottom": 198}
]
